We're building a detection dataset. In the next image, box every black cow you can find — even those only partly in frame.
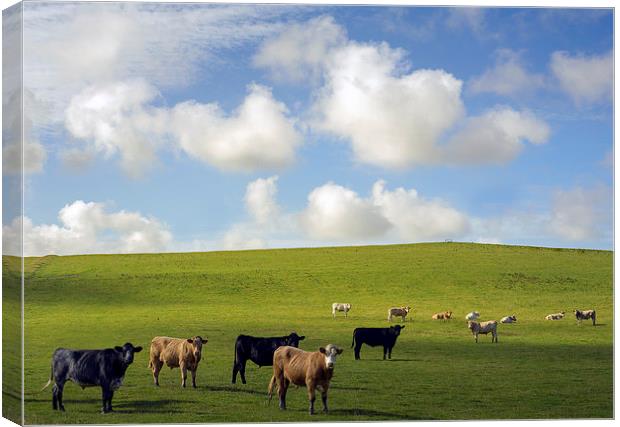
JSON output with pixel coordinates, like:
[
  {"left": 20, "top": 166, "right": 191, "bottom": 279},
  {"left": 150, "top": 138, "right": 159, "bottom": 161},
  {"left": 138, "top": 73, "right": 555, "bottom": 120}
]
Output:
[
  {"left": 41, "top": 343, "right": 142, "bottom": 413},
  {"left": 351, "top": 325, "right": 405, "bottom": 360},
  {"left": 232, "top": 332, "right": 305, "bottom": 384}
]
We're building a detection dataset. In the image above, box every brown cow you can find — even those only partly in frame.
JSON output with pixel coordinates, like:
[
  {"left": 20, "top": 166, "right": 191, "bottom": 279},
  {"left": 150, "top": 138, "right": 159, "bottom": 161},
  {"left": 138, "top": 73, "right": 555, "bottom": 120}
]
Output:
[
  {"left": 432, "top": 311, "right": 453, "bottom": 321},
  {"left": 388, "top": 306, "right": 412, "bottom": 322},
  {"left": 149, "top": 336, "right": 207, "bottom": 388},
  {"left": 268, "top": 344, "right": 343, "bottom": 415}
]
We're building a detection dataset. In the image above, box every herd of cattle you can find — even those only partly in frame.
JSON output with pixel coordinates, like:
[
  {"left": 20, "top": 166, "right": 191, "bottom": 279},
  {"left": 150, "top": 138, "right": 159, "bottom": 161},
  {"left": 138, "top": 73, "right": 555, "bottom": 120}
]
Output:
[{"left": 41, "top": 304, "right": 598, "bottom": 415}]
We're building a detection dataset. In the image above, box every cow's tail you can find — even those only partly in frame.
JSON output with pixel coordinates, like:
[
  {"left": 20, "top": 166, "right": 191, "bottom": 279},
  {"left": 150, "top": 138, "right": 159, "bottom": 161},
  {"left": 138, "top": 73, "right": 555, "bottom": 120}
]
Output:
[
  {"left": 41, "top": 365, "right": 53, "bottom": 392},
  {"left": 593, "top": 311, "right": 597, "bottom": 326},
  {"left": 267, "top": 375, "right": 276, "bottom": 405},
  {"left": 351, "top": 330, "right": 356, "bottom": 348}
]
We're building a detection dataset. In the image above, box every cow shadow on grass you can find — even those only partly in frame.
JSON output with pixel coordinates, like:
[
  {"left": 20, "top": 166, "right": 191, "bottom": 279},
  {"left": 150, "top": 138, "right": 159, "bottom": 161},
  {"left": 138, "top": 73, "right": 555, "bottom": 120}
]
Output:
[
  {"left": 113, "top": 399, "right": 192, "bottom": 414},
  {"left": 330, "top": 408, "right": 432, "bottom": 420},
  {"left": 203, "top": 384, "right": 265, "bottom": 396}
]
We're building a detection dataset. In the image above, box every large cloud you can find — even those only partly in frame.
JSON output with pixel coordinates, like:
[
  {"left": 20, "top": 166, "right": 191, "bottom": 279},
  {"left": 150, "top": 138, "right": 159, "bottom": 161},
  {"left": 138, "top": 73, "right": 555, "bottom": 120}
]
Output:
[
  {"left": 65, "top": 81, "right": 301, "bottom": 175},
  {"left": 255, "top": 16, "right": 549, "bottom": 169},
  {"left": 3, "top": 201, "right": 172, "bottom": 256},
  {"left": 550, "top": 50, "right": 612, "bottom": 105}
]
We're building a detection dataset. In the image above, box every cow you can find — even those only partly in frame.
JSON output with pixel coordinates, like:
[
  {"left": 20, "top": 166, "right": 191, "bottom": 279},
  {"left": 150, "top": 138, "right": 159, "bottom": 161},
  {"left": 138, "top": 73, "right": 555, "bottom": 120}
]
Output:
[
  {"left": 465, "top": 311, "right": 480, "bottom": 321},
  {"left": 232, "top": 332, "right": 305, "bottom": 384},
  {"left": 388, "top": 306, "right": 412, "bottom": 322},
  {"left": 545, "top": 312, "right": 565, "bottom": 320},
  {"left": 268, "top": 344, "right": 343, "bottom": 415},
  {"left": 332, "top": 303, "right": 352, "bottom": 319},
  {"left": 351, "top": 325, "right": 405, "bottom": 360},
  {"left": 432, "top": 311, "right": 453, "bottom": 321},
  {"left": 41, "top": 342, "right": 142, "bottom": 413},
  {"left": 468, "top": 320, "right": 498, "bottom": 343},
  {"left": 500, "top": 315, "right": 517, "bottom": 324},
  {"left": 149, "top": 336, "right": 207, "bottom": 388},
  {"left": 574, "top": 309, "right": 596, "bottom": 326}
]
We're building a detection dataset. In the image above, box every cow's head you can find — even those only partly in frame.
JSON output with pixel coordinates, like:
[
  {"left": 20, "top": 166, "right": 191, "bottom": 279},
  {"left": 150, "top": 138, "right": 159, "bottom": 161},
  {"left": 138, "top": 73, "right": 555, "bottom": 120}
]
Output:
[
  {"left": 346, "top": 304, "right": 352, "bottom": 310},
  {"left": 114, "top": 342, "right": 143, "bottom": 365},
  {"left": 467, "top": 321, "right": 478, "bottom": 332},
  {"left": 511, "top": 315, "right": 517, "bottom": 322},
  {"left": 319, "top": 344, "right": 343, "bottom": 370},
  {"left": 391, "top": 325, "right": 405, "bottom": 336},
  {"left": 187, "top": 336, "right": 207, "bottom": 360},
  {"left": 447, "top": 311, "right": 453, "bottom": 318},
  {"left": 286, "top": 332, "right": 306, "bottom": 348},
  {"left": 405, "top": 306, "right": 412, "bottom": 313}
]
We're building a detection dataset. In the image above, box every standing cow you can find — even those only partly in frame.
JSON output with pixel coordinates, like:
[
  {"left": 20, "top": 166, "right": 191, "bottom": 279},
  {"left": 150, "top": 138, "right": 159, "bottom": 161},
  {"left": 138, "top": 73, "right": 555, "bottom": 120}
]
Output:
[
  {"left": 351, "top": 325, "right": 405, "bottom": 360},
  {"left": 468, "top": 320, "right": 498, "bottom": 343},
  {"left": 268, "top": 344, "right": 343, "bottom": 415},
  {"left": 574, "top": 309, "right": 596, "bottom": 326},
  {"left": 388, "top": 306, "right": 412, "bottom": 322},
  {"left": 232, "top": 332, "right": 305, "bottom": 384},
  {"left": 41, "top": 342, "right": 142, "bottom": 413},
  {"left": 332, "top": 303, "right": 352, "bottom": 319},
  {"left": 149, "top": 336, "right": 207, "bottom": 388}
]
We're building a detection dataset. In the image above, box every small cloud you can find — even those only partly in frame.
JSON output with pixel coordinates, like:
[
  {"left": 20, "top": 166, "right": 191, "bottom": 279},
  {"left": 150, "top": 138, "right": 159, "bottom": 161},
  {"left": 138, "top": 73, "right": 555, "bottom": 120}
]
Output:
[{"left": 550, "top": 50, "right": 612, "bottom": 105}]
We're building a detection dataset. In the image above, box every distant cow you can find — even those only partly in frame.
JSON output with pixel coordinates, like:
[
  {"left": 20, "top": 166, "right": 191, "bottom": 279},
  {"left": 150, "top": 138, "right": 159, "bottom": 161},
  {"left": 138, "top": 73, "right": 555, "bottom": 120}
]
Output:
[
  {"left": 465, "top": 311, "right": 480, "bottom": 321},
  {"left": 468, "top": 320, "right": 498, "bottom": 343},
  {"left": 500, "top": 315, "right": 517, "bottom": 324},
  {"left": 432, "top": 311, "right": 453, "bottom": 321},
  {"left": 149, "top": 336, "right": 207, "bottom": 388},
  {"left": 232, "top": 332, "right": 305, "bottom": 384},
  {"left": 388, "top": 306, "right": 412, "bottom": 322},
  {"left": 268, "top": 344, "right": 343, "bottom": 415},
  {"left": 41, "top": 342, "right": 142, "bottom": 413},
  {"left": 332, "top": 303, "right": 352, "bottom": 318},
  {"left": 574, "top": 309, "right": 596, "bottom": 326},
  {"left": 351, "top": 325, "right": 405, "bottom": 360},
  {"left": 545, "top": 312, "right": 565, "bottom": 320}
]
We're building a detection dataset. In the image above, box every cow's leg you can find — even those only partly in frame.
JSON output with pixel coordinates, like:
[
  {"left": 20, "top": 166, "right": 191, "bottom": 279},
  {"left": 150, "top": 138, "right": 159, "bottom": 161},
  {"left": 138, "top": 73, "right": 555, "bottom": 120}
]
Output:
[
  {"left": 101, "top": 385, "right": 113, "bottom": 414},
  {"left": 239, "top": 359, "right": 247, "bottom": 384},
  {"left": 191, "top": 369, "right": 197, "bottom": 388},
  {"left": 354, "top": 343, "right": 362, "bottom": 360},
  {"left": 388, "top": 346, "right": 393, "bottom": 359},
  {"left": 321, "top": 384, "right": 330, "bottom": 413},
  {"left": 383, "top": 346, "right": 387, "bottom": 360},
  {"left": 53, "top": 381, "right": 66, "bottom": 412},
  {"left": 180, "top": 363, "right": 188, "bottom": 388},
  {"left": 277, "top": 376, "right": 288, "bottom": 410},
  {"left": 152, "top": 360, "right": 163, "bottom": 386},
  {"left": 307, "top": 382, "right": 316, "bottom": 415},
  {"left": 475, "top": 334, "right": 478, "bottom": 343}
]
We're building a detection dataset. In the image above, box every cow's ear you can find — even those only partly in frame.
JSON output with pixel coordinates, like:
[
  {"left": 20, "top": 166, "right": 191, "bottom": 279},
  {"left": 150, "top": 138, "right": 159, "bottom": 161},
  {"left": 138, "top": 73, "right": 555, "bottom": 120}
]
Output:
[
  {"left": 401, "top": 325, "right": 406, "bottom": 329},
  {"left": 115, "top": 346, "right": 123, "bottom": 352},
  {"left": 319, "top": 347, "right": 326, "bottom": 354},
  {"left": 336, "top": 348, "right": 343, "bottom": 355},
  {"left": 187, "top": 339, "right": 194, "bottom": 343},
  {"left": 134, "top": 346, "right": 143, "bottom": 353},
  {"left": 299, "top": 336, "right": 306, "bottom": 340}
]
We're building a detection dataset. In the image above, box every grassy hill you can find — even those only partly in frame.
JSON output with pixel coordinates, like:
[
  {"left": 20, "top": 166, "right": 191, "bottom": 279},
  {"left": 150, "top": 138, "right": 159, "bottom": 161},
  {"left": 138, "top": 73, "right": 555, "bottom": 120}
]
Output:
[{"left": 16, "top": 242, "right": 613, "bottom": 423}]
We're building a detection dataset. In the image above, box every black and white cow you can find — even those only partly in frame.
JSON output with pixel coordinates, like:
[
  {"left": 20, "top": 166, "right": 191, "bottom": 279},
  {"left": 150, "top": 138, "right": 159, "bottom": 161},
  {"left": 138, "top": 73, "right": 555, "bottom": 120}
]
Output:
[
  {"left": 231, "top": 332, "right": 305, "bottom": 384},
  {"left": 42, "top": 343, "right": 142, "bottom": 413},
  {"left": 351, "top": 325, "right": 405, "bottom": 360},
  {"left": 574, "top": 309, "right": 596, "bottom": 326}
]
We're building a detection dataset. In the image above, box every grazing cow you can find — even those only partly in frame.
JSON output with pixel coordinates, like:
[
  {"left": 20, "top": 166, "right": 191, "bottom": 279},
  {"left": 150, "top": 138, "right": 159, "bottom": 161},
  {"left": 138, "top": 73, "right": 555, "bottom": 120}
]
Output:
[
  {"left": 41, "top": 342, "right": 142, "bottom": 413},
  {"left": 468, "top": 321, "right": 498, "bottom": 343},
  {"left": 432, "top": 311, "right": 453, "bottom": 321},
  {"left": 332, "top": 303, "right": 352, "bottom": 319},
  {"left": 574, "top": 309, "right": 596, "bottom": 326},
  {"left": 388, "top": 306, "right": 412, "bottom": 322},
  {"left": 268, "top": 344, "right": 343, "bottom": 415},
  {"left": 149, "top": 336, "right": 207, "bottom": 388},
  {"left": 351, "top": 325, "right": 405, "bottom": 360},
  {"left": 232, "top": 332, "right": 305, "bottom": 384},
  {"left": 465, "top": 311, "right": 480, "bottom": 321},
  {"left": 501, "top": 315, "right": 517, "bottom": 324},
  {"left": 545, "top": 312, "right": 565, "bottom": 320}
]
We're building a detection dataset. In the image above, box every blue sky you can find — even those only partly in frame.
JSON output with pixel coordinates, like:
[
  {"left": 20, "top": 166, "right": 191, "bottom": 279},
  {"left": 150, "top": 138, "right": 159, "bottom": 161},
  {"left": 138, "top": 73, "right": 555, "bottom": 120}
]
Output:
[{"left": 2, "top": 3, "right": 613, "bottom": 256}]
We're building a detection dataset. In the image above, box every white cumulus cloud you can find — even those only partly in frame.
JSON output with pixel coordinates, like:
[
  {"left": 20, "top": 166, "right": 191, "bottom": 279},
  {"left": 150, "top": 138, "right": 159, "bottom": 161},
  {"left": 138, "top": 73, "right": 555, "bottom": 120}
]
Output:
[
  {"left": 549, "top": 186, "right": 611, "bottom": 241},
  {"left": 65, "top": 81, "right": 302, "bottom": 176},
  {"left": 244, "top": 175, "right": 280, "bottom": 225},
  {"left": 3, "top": 201, "right": 172, "bottom": 256},
  {"left": 550, "top": 50, "right": 612, "bottom": 105}
]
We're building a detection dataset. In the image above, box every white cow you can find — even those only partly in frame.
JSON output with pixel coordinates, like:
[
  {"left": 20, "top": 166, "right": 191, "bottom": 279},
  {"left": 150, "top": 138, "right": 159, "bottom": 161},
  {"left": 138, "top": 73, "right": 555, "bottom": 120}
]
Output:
[
  {"left": 465, "top": 311, "right": 480, "bottom": 321},
  {"left": 468, "top": 320, "right": 498, "bottom": 343},
  {"left": 501, "top": 315, "right": 517, "bottom": 324},
  {"left": 545, "top": 312, "right": 565, "bottom": 320},
  {"left": 332, "top": 303, "right": 352, "bottom": 319}
]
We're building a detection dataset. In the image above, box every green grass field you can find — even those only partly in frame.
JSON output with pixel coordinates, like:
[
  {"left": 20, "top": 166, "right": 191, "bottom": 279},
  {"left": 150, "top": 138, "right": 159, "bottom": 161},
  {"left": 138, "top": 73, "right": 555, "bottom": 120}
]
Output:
[{"left": 14, "top": 242, "right": 613, "bottom": 424}]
